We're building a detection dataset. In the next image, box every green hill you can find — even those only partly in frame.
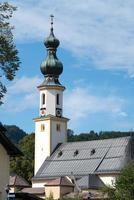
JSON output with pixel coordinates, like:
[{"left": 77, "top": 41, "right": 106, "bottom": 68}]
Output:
[{"left": 4, "top": 125, "right": 27, "bottom": 144}]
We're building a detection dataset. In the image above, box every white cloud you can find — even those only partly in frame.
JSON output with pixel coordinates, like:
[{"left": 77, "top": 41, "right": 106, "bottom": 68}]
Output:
[
  {"left": 8, "top": 76, "right": 41, "bottom": 94},
  {"left": 2, "top": 76, "right": 42, "bottom": 112},
  {"left": 64, "top": 87, "right": 127, "bottom": 121},
  {"left": 1, "top": 76, "right": 127, "bottom": 121},
  {"left": 9, "top": 0, "right": 134, "bottom": 76},
  {"left": 6, "top": 92, "right": 39, "bottom": 112}
]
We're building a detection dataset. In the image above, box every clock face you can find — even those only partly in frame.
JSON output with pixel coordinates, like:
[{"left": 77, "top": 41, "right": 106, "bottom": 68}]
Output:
[
  {"left": 42, "top": 110, "right": 45, "bottom": 115},
  {"left": 40, "top": 108, "right": 46, "bottom": 116},
  {"left": 56, "top": 108, "right": 62, "bottom": 117}
]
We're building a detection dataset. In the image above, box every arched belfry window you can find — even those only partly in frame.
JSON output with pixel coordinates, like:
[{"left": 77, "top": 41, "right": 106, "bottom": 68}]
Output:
[
  {"left": 42, "top": 94, "right": 45, "bottom": 105},
  {"left": 57, "top": 94, "right": 60, "bottom": 105}
]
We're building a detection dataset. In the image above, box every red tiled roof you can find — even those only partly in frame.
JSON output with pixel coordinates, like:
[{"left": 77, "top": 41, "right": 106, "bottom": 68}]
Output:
[
  {"left": 9, "top": 173, "right": 30, "bottom": 187},
  {"left": 45, "top": 177, "right": 74, "bottom": 187},
  {"left": 21, "top": 187, "right": 45, "bottom": 195}
]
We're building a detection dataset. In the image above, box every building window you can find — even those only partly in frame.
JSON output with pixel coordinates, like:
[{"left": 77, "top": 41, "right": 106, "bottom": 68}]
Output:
[
  {"left": 74, "top": 149, "right": 79, "bottom": 157},
  {"left": 56, "top": 94, "right": 60, "bottom": 105},
  {"left": 56, "top": 124, "right": 61, "bottom": 132},
  {"left": 42, "top": 94, "right": 45, "bottom": 105},
  {"left": 90, "top": 148, "right": 96, "bottom": 156},
  {"left": 41, "top": 124, "right": 45, "bottom": 132}
]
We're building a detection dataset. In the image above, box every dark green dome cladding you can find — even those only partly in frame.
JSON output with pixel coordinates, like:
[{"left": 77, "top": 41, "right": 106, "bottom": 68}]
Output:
[
  {"left": 40, "top": 50, "right": 63, "bottom": 77},
  {"left": 40, "top": 26, "right": 63, "bottom": 78},
  {"left": 44, "top": 28, "right": 60, "bottom": 49}
]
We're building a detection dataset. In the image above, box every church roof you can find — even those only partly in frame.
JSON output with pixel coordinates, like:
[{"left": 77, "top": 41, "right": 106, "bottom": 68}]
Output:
[
  {"left": 34, "top": 136, "right": 133, "bottom": 179},
  {"left": 76, "top": 175, "right": 105, "bottom": 189},
  {"left": 21, "top": 187, "right": 45, "bottom": 195}
]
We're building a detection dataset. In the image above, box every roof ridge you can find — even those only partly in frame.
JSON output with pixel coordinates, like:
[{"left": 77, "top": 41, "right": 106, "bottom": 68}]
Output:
[{"left": 64, "top": 136, "right": 131, "bottom": 145}]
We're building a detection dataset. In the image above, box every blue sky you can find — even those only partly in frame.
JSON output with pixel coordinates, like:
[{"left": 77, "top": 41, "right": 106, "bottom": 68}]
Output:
[{"left": 1, "top": 0, "right": 134, "bottom": 134}]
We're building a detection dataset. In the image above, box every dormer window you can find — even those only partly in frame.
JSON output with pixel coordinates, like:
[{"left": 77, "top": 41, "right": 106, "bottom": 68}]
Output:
[
  {"left": 74, "top": 149, "right": 79, "bottom": 156},
  {"left": 56, "top": 94, "right": 60, "bottom": 105},
  {"left": 90, "top": 148, "right": 95, "bottom": 156},
  {"left": 58, "top": 150, "right": 63, "bottom": 157},
  {"left": 42, "top": 94, "right": 45, "bottom": 105}
]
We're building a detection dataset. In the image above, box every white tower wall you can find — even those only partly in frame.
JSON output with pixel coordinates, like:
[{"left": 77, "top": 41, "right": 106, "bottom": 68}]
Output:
[
  {"left": 39, "top": 88, "right": 63, "bottom": 117},
  {"left": 51, "top": 120, "right": 67, "bottom": 152},
  {"left": 34, "top": 117, "right": 68, "bottom": 175},
  {"left": 34, "top": 120, "right": 51, "bottom": 174}
]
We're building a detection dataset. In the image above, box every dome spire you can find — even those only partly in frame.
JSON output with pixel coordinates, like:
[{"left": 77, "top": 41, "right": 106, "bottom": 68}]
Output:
[
  {"left": 40, "top": 15, "right": 63, "bottom": 85},
  {"left": 50, "top": 14, "right": 54, "bottom": 31}
]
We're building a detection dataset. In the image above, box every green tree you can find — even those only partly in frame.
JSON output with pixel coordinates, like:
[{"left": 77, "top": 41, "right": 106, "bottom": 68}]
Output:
[
  {"left": 102, "top": 161, "right": 134, "bottom": 200},
  {"left": 10, "top": 133, "right": 35, "bottom": 183},
  {"left": 67, "top": 130, "right": 134, "bottom": 142},
  {"left": 115, "top": 161, "right": 134, "bottom": 199},
  {"left": 101, "top": 185, "right": 116, "bottom": 200},
  {"left": 0, "top": 2, "right": 20, "bottom": 105}
]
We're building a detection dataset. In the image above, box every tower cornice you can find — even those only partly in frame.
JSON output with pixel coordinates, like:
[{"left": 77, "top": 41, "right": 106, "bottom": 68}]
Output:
[
  {"left": 37, "top": 84, "right": 65, "bottom": 91},
  {"left": 33, "top": 115, "right": 69, "bottom": 122}
]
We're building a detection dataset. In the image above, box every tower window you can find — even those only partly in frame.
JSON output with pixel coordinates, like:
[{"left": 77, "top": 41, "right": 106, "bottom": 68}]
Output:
[
  {"left": 41, "top": 124, "right": 45, "bottom": 132},
  {"left": 42, "top": 94, "right": 45, "bottom": 105},
  {"left": 56, "top": 94, "right": 60, "bottom": 105},
  {"left": 56, "top": 124, "right": 61, "bottom": 132}
]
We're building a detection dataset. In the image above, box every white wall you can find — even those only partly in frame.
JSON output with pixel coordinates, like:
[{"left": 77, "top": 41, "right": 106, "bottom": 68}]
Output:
[
  {"left": 39, "top": 89, "right": 63, "bottom": 116},
  {"left": 51, "top": 120, "right": 67, "bottom": 153},
  {"left": 99, "top": 174, "right": 118, "bottom": 186},
  {"left": 0, "top": 144, "right": 10, "bottom": 200},
  {"left": 32, "top": 179, "right": 48, "bottom": 188},
  {"left": 34, "top": 120, "right": 51, "bottom": 174},
  {"left": 34, "top": 118, "right": 68, "bottom": 175}
]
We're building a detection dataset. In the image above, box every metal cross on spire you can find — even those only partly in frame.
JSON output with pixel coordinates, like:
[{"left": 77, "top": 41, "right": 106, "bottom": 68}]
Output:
[{"left": 50, "top": 14, "right": 54, "bottom": 30}]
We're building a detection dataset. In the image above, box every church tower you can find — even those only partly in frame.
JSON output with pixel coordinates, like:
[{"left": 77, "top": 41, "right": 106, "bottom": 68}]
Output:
[{"left": 34, "top": 16, "right": 69, "bottom": 175}]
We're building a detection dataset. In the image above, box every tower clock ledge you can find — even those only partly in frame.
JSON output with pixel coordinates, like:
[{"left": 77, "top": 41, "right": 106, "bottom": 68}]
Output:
[{"left": 33, "top": 115, "right": 69, "bottom": 122}]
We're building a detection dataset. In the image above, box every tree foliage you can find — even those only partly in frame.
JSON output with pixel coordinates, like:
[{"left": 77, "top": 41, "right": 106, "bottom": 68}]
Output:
[
  {"left": 67, "top": 129, "right": 134, "bottom": 142},
  {"left": 10, "top": 133, "right": 35, "bottom": 183},
  {"left": 115, "top": 161, "right": 134, "bottom": 199},
  {"left": 102, "top": 161, "right": 134, "bottom": 200},
  {"left": 0, "top": 2, "right": 20, "bottom": 105}
]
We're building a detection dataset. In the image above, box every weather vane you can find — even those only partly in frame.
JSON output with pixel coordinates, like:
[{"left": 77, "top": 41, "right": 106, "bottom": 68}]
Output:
[{"left": 50, "top": 14, "right": 54, "bottom": 29}]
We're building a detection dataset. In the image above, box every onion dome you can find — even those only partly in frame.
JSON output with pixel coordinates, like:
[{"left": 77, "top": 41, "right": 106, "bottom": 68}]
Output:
[
  {"left": 44, "top": 27, "right": 60, "bottom": 49},
  {"left": 40, "top": 15, "right": 63, "bottom": 80}
]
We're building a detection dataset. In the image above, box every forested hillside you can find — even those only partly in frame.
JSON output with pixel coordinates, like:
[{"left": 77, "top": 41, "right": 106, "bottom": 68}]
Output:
[
  {"left": 10, "top": 133, "right": 35, "bottom": 183},
  {"left": 4, "top": 125, "right": 27, "bottom": 144},
  {"left": 4, "top": 124, "right": 133, "bottom": 145},
  {"left": 67, "top": 129, "right": 134, "bottom": 142}
]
